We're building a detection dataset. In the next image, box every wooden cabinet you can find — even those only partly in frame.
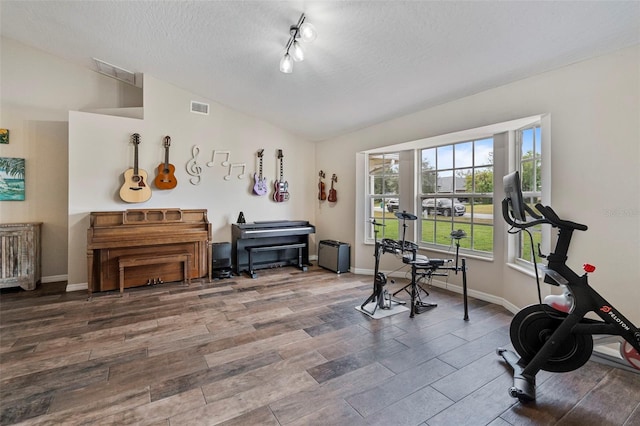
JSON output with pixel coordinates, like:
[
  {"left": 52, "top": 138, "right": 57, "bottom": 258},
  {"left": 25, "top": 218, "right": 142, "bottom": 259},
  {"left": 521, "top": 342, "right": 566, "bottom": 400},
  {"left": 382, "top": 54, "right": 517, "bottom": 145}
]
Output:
[{"left": 0, "top": 222, "right": 42, "bottom": 290}]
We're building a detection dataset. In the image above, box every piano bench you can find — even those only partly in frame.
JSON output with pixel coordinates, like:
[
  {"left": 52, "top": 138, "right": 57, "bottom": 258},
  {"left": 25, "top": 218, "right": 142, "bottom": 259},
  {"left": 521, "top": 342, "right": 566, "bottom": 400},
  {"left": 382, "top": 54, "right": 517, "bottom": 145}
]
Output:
[
  {"left": 118, "top": 252, "right": 191, "bottom": 296},
  {"left": 246, "top": 243, "right": 307, "bottom": 278}
]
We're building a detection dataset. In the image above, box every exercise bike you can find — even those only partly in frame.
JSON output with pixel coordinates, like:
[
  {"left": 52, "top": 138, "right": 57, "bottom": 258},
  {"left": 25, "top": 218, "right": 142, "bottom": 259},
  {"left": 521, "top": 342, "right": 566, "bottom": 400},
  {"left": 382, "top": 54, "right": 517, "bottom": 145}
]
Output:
[{"left": 498, "top": 171, "right": 640, "bottom": 403}]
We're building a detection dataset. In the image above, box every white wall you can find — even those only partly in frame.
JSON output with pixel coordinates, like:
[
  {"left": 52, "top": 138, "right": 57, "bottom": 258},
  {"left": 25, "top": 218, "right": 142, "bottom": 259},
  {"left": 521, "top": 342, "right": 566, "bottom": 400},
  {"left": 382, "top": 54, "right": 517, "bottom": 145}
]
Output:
[
  {"left": 315, "top": 45, "right": 640, "bottom": 323},
  {"left": 3, "top": 36, "right": 638, "bottom": 324},
  {"left": 0, "top": 37, "right": 141, "bottom": 280},
  {"left": 67, "top": 75, "right": 316, "bottom": 286}
]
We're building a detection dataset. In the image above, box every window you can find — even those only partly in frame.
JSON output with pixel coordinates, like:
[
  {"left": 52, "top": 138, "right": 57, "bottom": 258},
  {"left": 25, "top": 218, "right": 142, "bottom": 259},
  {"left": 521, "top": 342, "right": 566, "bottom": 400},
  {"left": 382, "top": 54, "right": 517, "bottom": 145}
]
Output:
[
  {"left": 419, "top": 138, "right": 494, "bottom": 254},
  {"left": 360, "top": 115, "right": 545, "bottom": 266},
  {"left": 366, "top": 152, "right": 400, "bottom": 241},
  {"left": 516, "top": 123, "right": 542, "bottom": 264}
]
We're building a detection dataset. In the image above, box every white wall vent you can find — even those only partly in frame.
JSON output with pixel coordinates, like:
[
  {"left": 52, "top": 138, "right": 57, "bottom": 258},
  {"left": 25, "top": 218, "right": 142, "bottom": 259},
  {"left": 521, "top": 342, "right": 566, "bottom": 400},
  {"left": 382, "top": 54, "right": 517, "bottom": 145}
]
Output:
[
  {"left": 93, "top": 58, "right": 139, "bottom": 86},
  {"left": 191, "top": 101, "right": 210, "bottom": 115}
]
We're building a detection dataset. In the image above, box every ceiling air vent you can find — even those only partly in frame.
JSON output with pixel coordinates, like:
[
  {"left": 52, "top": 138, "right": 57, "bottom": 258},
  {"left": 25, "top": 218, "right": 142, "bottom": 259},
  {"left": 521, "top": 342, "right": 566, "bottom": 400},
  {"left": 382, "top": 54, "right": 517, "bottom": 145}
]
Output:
[
  {"left": 93, "top": 58, "right": 138, "bottom": 86},
  {"left": 191, "top": 101, "right": 210, "bottom": 115}
]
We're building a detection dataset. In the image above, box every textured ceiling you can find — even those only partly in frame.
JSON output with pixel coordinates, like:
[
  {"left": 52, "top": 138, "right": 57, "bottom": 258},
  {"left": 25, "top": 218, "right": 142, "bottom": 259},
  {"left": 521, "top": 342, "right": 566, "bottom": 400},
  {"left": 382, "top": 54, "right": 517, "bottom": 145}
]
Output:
[{"left": 1, "top": 1, "right": 639, "bottom": 141}]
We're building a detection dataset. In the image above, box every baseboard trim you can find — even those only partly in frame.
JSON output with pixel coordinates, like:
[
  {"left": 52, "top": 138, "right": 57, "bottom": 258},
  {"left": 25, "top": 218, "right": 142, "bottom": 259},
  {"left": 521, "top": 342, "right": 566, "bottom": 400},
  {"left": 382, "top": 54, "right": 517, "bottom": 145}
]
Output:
[
  {"left": 352, "top": 267, "right": 520, "bottom": 314},
  {"left": 65, "top": 282, "right": 88, "bottom": 292},
  {"left": 41, "top": 274, "right": 68, "bottom": 284}
]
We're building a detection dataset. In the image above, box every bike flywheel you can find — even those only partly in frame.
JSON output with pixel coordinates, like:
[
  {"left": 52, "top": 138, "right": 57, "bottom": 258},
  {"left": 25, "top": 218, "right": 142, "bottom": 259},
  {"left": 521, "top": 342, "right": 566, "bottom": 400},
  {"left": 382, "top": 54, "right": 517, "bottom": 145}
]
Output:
[
  {"left": 620, "top": 340, "right": 640, "bottom": 370},
  {"left": 510, "top": 304, "right": 593, "bottom": 373}
]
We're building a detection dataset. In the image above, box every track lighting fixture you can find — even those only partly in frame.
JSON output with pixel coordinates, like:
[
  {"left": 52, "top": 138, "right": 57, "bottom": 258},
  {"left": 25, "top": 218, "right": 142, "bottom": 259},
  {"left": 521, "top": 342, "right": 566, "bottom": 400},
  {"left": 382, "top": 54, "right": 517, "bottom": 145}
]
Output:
[{"left": 279, "top": 13, "right": 317, "bottom": 74}]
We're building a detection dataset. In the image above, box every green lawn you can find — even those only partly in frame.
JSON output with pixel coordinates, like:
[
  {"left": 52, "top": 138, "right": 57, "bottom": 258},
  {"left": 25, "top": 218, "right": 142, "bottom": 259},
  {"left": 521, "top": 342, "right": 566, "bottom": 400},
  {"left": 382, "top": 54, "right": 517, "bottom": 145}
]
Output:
[
  {"left": 374, "top": 202, "right": 495, "bottom": 252},
  {"left": 421, "top": 220, "right": 493, "bottom": 252},
  {"left": 520, "top": 225, "right": 542, "bottom": 262},
  {"left": 374, "top": 202, "right": 540, "bottom": 259},
  {"left": 472, "top": 204, "right": 494, "bottom": 214}
]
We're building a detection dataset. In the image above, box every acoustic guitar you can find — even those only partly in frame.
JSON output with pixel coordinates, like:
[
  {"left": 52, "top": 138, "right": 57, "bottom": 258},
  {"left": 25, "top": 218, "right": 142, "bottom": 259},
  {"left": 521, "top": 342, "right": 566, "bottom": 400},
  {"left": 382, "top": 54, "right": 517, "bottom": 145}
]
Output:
[
  {"left": 154, "top": 136, "right": 177, "bottom": 190},
  {"left": 328, "top": 174, "right": 338, "bottom": 202},
  {"left": 253, "top": 149, "right": 268, "bottom": 196},
  {"left": 273, "top": 149, "right": 290, "bottom": 202},
  {"left": 120, "top": 133, "right": 152, "bottom": 203},
  {"left": 318, "top": 170, "right": 326, "bottom": 201}
]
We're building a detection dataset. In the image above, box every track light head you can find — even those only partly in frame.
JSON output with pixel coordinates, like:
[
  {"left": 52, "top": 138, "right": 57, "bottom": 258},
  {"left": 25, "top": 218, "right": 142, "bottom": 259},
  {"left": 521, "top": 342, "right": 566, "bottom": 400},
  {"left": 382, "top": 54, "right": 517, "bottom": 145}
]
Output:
[
  {"left": 279, "top": 53, "right": 293, "bottom": 73},
  {"left": 299, "top": 22, "right": 317, "bottom": 43},
  {"left": 291, "top": 40, "right": 304, "bottom": 62},
  {"left": 280, "top": 13, "right": 316, "bottom": 74}
]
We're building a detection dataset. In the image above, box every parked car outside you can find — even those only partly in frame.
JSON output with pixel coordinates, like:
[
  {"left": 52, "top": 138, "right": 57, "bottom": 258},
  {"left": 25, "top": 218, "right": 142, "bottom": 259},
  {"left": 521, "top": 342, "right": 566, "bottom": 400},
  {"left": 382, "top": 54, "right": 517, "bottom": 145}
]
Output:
[
  {"left": 386, "top": 199, "right": 399, "bottom": 212},
  {"left": 422, "top": 198, "right": 466, "bottom": 216}
]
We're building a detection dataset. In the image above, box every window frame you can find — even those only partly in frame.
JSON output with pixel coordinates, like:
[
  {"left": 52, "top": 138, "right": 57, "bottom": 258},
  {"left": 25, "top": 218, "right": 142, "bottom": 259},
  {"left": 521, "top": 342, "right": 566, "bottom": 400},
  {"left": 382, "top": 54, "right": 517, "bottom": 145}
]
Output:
[
  {"left": 514, "top": 122, "right": 543, "bottom": 267},
  {"left": 418, "top": 137, "right": 495, "bottom": 256},
  {"left": 365, "top": 152, "right": 401, "bottom": 242},
  {"left": 359, "top": 115, "right": 548, "bottom": 272}
]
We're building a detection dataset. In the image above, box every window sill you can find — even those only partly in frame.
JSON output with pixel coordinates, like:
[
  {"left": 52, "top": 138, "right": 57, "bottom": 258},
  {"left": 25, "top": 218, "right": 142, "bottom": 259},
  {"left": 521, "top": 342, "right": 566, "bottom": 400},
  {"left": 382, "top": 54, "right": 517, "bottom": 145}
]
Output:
[
  {"left": 419, "top": 246, "right": 493, "bottom": 262},
  {"left": 507, "top": 262, "right": 538, "bottom": 279}
]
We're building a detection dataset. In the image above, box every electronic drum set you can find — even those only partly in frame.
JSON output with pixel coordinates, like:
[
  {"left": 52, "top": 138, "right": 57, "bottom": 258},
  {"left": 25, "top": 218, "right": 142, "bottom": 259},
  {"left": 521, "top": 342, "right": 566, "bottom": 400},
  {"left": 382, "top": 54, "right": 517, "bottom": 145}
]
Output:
[{"left": 360, "top": 210, "right": 469, "bottom": 319}]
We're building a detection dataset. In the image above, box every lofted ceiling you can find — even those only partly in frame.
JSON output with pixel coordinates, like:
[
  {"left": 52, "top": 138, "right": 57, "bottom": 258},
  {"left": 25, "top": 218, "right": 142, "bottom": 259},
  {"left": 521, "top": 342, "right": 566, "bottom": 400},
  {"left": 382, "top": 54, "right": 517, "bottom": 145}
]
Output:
[{"left": 1, "top": 1, "right": 639, "bottom": 141}]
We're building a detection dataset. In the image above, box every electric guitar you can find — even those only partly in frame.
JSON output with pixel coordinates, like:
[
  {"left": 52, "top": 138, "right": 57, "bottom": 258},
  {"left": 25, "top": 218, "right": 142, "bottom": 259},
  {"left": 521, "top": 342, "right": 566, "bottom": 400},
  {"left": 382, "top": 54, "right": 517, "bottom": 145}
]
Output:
[
  {"left": 328, "top": 174, "right": 338, "bottom": 202},
  {"left": 318, "top": 170, "right": 326, "bottom": 201},
  {"left": 273, "top": 149, "right": 289, "bottom": 202},
  {"left": 119, "top": 133, "right": 152, "bottom": 203},
  {"left": 253, "top": 149, "right": 268, "bottom": 196},
  {"left": 154, "top": 136, "right": 177, "bottom": 189}
]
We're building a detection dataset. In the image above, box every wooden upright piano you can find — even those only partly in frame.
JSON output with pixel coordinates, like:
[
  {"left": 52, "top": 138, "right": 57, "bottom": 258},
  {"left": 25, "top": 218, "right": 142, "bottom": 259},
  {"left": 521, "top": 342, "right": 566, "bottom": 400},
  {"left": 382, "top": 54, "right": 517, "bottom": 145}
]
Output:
[{"left": 86, "top": 208, "right": 211, "bottom": 297}]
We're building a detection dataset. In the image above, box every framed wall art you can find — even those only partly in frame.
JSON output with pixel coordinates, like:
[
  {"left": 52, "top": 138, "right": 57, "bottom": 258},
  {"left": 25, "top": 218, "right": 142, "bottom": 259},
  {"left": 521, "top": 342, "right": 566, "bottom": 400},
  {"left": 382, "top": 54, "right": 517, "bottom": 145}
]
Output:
[
  {"left": 0, "top": 129, "right": 8, "bottom": 144},
  {"left": 0, "top": 157, "right": 25, "bottom": 201}
]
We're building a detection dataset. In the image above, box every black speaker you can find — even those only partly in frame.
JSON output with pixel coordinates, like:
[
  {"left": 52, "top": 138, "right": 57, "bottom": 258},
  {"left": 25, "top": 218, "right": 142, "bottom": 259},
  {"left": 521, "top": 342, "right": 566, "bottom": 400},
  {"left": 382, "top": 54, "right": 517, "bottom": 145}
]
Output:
[
  {"left": 318, "top": 240, "right": 350, "bottom": 274},
  {"left": 212, "top": 242, "right": 232, "bottom": 270}
]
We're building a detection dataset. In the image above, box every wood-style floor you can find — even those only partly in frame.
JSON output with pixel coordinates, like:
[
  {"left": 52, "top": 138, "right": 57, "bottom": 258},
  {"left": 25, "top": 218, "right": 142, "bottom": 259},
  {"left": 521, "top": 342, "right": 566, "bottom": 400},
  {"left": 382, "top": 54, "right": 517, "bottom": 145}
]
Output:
[{"left": 1, "top": 266, "right": 639, "bottom": 425}]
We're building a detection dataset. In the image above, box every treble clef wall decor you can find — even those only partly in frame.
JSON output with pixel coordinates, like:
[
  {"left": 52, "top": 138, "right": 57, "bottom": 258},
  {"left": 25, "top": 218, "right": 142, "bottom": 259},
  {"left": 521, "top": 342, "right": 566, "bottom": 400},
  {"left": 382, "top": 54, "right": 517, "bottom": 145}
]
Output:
[{"left": 186, "top": 145, "right": 203, "bottom": 185}]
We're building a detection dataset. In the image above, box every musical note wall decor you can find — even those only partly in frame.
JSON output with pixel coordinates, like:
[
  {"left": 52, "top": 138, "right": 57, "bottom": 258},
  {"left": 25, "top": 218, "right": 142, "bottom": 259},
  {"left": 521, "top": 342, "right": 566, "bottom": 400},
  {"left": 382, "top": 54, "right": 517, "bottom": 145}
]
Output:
[
  {"left": 207, "top": 150, "right": 230, "bottom": 167},
  {"left": 225, "top": 163, "right": 247, "bottom": 180},
  {"left": 186, "top": 147, "right": 248, "bottom": 183},
  {"left": 206, "top": 150, "right": 248, "bottom": 181},
  {"left": 186, "top": 145, "right": 203, "bottom": 185}
]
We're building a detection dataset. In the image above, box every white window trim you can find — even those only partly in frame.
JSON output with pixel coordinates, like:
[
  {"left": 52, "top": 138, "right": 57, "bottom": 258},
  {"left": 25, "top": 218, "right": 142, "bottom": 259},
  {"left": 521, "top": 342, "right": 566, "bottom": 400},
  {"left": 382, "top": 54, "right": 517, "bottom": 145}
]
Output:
[
  {"left": 359, "top": 115, "right": 548, "bottom": 264},
  {"left": 364, "top": 151, "right": 402, "bottom": 243},
  {"left": 417, "top": 137, "right": 495, "bottom": 256},
  {"left": 507, "top": 114, "right": 551, "bottom": 271}
]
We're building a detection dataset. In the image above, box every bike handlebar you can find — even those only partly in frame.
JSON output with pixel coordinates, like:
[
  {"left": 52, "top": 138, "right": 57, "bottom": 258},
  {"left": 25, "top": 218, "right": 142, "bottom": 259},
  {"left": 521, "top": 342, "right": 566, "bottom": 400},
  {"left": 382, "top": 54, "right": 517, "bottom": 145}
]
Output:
[
  {"left": 534, "top": 204, "right": 588, "bottom": 231},
  {"left": 502, "top": 199, "right": 588, "bottom": 232}
]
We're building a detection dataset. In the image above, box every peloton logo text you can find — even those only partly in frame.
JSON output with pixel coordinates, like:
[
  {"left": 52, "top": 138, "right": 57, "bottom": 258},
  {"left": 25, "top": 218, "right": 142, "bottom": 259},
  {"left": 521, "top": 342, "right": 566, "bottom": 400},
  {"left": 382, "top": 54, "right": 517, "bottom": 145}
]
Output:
[{"left": 600, "top": 306, "right": 631, "bottom": 331}]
